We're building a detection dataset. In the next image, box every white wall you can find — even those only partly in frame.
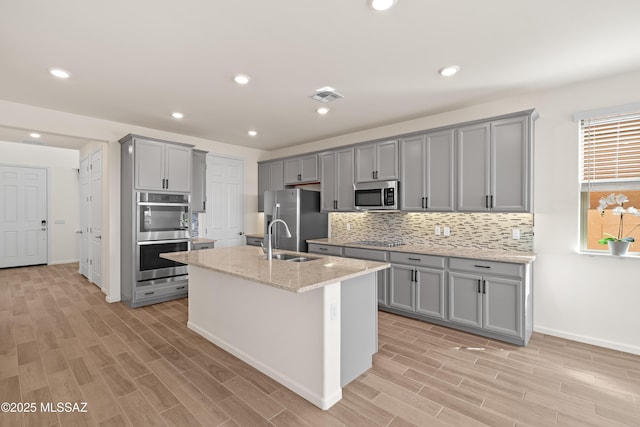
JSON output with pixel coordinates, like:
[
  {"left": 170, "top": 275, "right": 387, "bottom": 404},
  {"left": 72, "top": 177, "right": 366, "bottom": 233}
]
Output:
[
  {"left": 268, "top": 70, "right": 640, "bottom": 355},
  {"left": 0, "top": 141, "right": 80, "bottom": 264}
]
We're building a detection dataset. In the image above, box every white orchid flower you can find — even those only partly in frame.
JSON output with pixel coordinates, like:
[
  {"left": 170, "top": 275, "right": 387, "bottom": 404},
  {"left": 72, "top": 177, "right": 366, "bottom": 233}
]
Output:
[
  {"left": 627, "top": 206, "right": 640, "bottom": 216},
  {"left": 612, "top": 206, "right": 626, "bottom": 215},
  {"left": 605, "top": 193, "right": 617, "bottom": 205},
  {"left": 615, "top": 194, "right": 629, "bottom": 205}
]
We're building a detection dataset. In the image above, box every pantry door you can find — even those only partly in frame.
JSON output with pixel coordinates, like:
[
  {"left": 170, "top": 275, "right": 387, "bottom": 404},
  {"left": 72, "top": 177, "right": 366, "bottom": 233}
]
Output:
[
  {"left": 0, "top": 165, "right": 48, "bottom": 268},
  {"left": 205, "top": 156, "right": 245, "bottom": 248}
]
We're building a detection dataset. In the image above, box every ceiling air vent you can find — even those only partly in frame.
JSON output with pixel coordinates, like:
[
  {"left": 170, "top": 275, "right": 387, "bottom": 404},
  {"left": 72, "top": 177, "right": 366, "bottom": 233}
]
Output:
[{"left": 311, "top": 88, "right": 344, "bottom": 103}]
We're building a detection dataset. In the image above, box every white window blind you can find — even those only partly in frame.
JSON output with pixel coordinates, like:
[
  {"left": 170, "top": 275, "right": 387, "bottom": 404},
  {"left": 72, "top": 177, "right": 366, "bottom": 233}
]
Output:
[{"left": 580, "top": 112, "right": 640, "bottom": 189}]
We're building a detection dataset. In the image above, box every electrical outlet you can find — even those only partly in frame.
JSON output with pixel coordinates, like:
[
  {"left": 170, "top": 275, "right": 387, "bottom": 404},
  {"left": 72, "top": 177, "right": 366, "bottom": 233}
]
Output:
[
  {"left": 512, "top": 229, "right": 521, "bottom": 240},
  {"left": 346, "top": 223, "right": 351, "bottom": 231},
  {"left": 435, "top": 226, "right": 441, "bottom": 236},
  {"left": 444, "top": 227, "right": 451, "bottom": 237}
]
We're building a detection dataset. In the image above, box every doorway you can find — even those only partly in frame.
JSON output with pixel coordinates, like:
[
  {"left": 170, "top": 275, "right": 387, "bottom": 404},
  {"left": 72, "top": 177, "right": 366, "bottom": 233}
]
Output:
[
  {"left": 0, "top": 165, "right": 48, "bottom": 268},
  {"left": 205, "top": 156, "right": 245, "bottom": 247}
]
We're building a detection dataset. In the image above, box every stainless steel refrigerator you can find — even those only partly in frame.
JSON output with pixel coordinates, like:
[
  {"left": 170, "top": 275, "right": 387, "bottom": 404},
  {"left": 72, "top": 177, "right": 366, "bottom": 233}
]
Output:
[{"left": 263, "top": 189, "right": 328, "bottom": 253}]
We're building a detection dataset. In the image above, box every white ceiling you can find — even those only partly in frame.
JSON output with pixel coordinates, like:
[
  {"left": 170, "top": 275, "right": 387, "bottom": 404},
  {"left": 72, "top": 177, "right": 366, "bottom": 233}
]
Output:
[{"left": 1, "top": 0, "right": 640, "bottom": 151}]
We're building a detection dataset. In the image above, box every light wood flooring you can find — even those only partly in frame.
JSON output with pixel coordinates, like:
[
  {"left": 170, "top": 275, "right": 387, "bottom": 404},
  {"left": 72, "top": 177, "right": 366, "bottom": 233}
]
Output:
[{"left": 2, "top": 263, "right": 640, "bottom": 426}]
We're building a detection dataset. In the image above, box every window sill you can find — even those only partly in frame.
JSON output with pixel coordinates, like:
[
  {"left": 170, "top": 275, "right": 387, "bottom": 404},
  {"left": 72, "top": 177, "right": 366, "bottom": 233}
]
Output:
[{"left": 578, "top": 250, "right": 640, "bottom": 259}]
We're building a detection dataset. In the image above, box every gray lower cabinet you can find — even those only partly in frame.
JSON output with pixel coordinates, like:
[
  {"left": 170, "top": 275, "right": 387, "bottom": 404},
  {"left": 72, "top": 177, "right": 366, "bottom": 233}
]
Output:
[
  {"left": 389, "top": 252, "right": 446, "bottom": 320},
  {"left": 344, "top": 247, "right": 390, "bottom": 307},
  {"left": 308, "top": 243, "right": 344, "bottom": 256},
  {"left": 246, "top": 236, "right": 264, "bottom": 247},
  {"left": 448, "top": 257, "right": 531, "bottom": 345}
]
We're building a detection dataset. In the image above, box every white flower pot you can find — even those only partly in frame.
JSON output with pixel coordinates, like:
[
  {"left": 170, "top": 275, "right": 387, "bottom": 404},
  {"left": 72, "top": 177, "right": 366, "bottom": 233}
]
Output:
[{"left": 608, "top": 241, "right": 630, "bottom": 256}]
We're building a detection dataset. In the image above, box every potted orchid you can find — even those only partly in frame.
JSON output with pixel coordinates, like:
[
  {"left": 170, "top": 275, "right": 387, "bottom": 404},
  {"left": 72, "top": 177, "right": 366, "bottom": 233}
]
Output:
[{"left": 597, "top": 193, "right": 640, "bottom": 255}]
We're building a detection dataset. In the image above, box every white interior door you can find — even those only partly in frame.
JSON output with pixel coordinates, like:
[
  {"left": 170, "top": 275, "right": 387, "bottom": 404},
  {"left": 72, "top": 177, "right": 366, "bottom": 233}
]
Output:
[
  {"left": 90, "top": 148, "right": 102, "bottom": 287},
  {"left": 79, "top": 156, "right": 90, "bottom": 277},
  {"left": 205, "top": 156, "right": 244, "bottom": 248},
  {"left": 0, "top": 165, "right": 48, "bottom": 268}
]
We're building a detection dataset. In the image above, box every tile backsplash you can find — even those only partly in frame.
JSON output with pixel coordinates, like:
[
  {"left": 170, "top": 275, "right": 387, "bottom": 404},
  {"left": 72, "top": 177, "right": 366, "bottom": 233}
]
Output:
[{"left": 330, "top": 212, "right": 534, "bottom": 252}]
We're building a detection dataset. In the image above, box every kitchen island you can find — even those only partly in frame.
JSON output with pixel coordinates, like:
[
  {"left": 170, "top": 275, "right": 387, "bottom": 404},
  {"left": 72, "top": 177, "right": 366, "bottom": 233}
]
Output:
[{"left": 161, "top": 245, "right": 390, "bottom": 410}]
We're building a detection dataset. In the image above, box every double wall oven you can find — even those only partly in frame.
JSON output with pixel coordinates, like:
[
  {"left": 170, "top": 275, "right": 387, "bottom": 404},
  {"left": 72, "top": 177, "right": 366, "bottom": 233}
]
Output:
[{"left": 136, "top": 192, "right": 189, "bottom": 290}]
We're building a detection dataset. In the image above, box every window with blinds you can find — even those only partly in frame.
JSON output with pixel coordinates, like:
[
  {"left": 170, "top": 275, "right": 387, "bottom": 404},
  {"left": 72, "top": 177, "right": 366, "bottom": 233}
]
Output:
[
  {"left": 580, "top": 113, "right": 640, "bottom": 185},
  {"left": 579, "top": 110, "right": 640, "bottom": 252}
]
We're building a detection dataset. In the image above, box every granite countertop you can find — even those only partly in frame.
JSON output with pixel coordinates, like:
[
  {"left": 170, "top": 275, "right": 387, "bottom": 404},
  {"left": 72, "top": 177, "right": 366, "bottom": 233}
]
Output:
[
  {"left": 161, "top": 246, "right": 389, "bottom": 293},
  {"left": 307, "top": 238, "right": 536, "bottom": 264}
]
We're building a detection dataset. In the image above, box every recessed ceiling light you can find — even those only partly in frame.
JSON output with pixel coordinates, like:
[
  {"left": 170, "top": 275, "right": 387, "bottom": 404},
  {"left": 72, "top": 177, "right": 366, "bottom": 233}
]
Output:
[
  {"left": 317, "top": 107, "right": 330, "bottom": 115},
  {"left": 439, "top": 65, "right": 460, "bottom": 77},
  {"left": 49, "top": 68, "right": 70, "bottom": 79},
  {"left": 29, "top": 133, "right": 41, "bottom": 138},
  {"left": 248, "top": 130, "right": 257, "bottom": 137},
  {"left": 234, "top": 74, "right": 251, "bottom": 85},
  {"left": 172, "top": 112, "right": 184, "bottom": 119},
  {"left": 369, "top": 0, "right": 397, "bottom": 11}
]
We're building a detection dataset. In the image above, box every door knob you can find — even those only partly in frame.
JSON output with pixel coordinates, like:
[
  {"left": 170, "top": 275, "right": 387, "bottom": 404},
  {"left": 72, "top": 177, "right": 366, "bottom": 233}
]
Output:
[
  {"left": 238, "top": 232, "right": 244, "bottom": 236},
  {"left": 41, "top": 220, "right": 47, "bottom": 231}
]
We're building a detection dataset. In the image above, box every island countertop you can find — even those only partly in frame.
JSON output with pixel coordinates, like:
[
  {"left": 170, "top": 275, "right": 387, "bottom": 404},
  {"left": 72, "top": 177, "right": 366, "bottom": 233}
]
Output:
[{"left": 161, "top": 246, "right": 390, "bottom": 293}]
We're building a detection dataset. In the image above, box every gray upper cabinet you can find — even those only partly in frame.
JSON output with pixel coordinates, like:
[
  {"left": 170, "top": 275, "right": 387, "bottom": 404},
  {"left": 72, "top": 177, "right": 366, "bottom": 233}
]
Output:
[
  {"left": 258, "top": 160, "right": 284, "bottom": 212},
  {"left": 191, "top": 150, "right": 207, "bottom": 212},
  {"left": 400, "top": 130, "right": 455, "bottom": 211},
  {"left": 134, "top": 138, "right": 192, "bottom": 192},
  {"left": 284, "top": 154, "right": 319, "bottom": 184},
  {"left": 320, "top": 148, "right": 354, "bottom": 212},
  {"left": 457, "top": 114, "right": 531, "bottom": 212},
  {"left": 355, "top": 140, "right": 399, "bottom": 182}
]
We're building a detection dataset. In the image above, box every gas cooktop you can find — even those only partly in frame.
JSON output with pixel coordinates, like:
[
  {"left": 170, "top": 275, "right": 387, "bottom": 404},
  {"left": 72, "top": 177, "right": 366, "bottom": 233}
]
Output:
[{"left": 350, "top": 240, "right": 406, "bottom": 248}]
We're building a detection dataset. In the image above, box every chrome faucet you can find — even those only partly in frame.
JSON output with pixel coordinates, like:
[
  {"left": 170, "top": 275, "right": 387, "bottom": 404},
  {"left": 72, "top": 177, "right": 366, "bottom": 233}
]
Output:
[{"left": 266, "top": 218, "right": 292, "bottom": 260}]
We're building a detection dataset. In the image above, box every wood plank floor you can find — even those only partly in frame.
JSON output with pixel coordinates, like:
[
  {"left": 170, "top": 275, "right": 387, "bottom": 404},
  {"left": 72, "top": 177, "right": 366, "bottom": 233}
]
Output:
[{"left": 1, "top": 263, "right": 640, "bottom": 426}]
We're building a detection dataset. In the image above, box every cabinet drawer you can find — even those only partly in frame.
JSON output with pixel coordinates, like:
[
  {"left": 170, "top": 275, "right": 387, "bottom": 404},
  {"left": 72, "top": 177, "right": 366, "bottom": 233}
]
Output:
[
  {"left": 246, "top": 237, "right": 264, "bottom": 247},
  {"left": 192, "top": 242, "right": 215, "bottom": 250},
  {"left": 389, "top": 252, "right": 445, "bottom": 269},
  {"left": 344, "top": 247, "right": 388, "bottom": 261},
  {"left": 135, "top": 280, "right": 188, "bottom": 302},
  {"left": 449, "top": 257, "right": 523, "bottom": 278},
  {"left": 308, "top": 244, "right": 343, "bottom": 256}
]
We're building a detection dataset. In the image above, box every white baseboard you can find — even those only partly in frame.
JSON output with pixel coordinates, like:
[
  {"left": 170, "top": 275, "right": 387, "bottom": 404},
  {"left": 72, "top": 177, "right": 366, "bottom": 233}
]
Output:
[
  {"left": 105, "top": 295, "right": 121, "bottom": 303},
  {"left": 534, "top": 326, "right": 640, "bottom": 356},
  {"left": 49, "top": 259, "right": 79, "bottom": 265}
]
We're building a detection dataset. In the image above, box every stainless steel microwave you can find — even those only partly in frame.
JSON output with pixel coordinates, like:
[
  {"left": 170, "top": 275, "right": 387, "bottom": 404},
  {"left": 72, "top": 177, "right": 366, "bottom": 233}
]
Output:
[{"left": 354, "top": 180, "right": 399, "bottom": 210}]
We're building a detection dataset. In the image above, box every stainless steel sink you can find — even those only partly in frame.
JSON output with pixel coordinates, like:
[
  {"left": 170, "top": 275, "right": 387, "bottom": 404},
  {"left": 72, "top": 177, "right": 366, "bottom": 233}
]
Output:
[{"left": 264, "top": 253, "right": 317, "bottom": 262}]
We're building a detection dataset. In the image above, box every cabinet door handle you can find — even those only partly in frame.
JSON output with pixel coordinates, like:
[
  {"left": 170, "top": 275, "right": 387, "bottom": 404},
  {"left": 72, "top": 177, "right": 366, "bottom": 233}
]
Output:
[
  {"left": 410, "top": 269, "right": 415, "bottom": 282},
  {"left": 490, "top": 195, "right": 494, "bottom": 208},
  {"left": 145, "top": 291, "right": 155, "bottom": 295},
  {"left": 408, "top": 257, "right": 421, "bottom": 261},
  {"left": 421, "top": 197, "right": 425, "bottom": 209},
  {"left": 415, "top": 270, "right": 419, "bottom": 282},
  {"left": 176, "top": 286, "right": 186, "bottom": 290},
  {"left": 425, "top": 197, "right": 428, "bottom": 209},
  {"left": 297, "top": 174, "right": 301, "bottom": 181},
  {"left": 318, "top": 247, "right": 328, "bottom": 251},
  {"left": 482, "top": 280, "right": 486, "bottom": 294},
  {"left": 203, "top": 201, "right": 206, "bottom": 210},
  {"left": 485, "top": 195, "right": 489, "bottom": 209},
  {"left": 477, "top": 280, "right": 482, "bottom": 293},
  {"left": 166, "top": 179, "right": 168, "bottom": 189},
  {"left": 474, "top": 264, "right": 491, "bottom": 269}
]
